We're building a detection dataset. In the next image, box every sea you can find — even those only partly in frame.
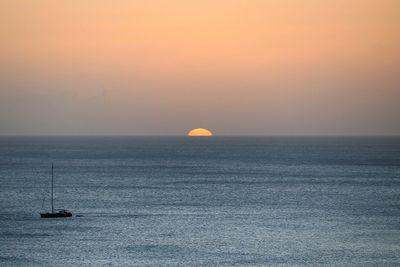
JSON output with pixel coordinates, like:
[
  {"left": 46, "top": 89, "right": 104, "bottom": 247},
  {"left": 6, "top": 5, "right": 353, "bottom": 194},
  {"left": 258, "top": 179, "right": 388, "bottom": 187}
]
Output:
[{"left": 0, "top": 136, "right": 399, "bottom": 266}]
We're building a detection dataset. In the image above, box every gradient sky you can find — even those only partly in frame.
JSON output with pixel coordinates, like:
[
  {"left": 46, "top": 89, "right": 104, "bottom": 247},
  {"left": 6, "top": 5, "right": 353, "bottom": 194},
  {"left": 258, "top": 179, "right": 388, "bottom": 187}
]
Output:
[{"left": 0, "top": 0, "right": 399, "bottom": 135}]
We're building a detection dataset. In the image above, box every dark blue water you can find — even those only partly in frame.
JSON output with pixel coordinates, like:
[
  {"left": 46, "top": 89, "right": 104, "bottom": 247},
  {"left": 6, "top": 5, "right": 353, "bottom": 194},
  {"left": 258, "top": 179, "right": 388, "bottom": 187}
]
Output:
[{"left": 1, "top": 137, "right": 400, "bottom": 266}]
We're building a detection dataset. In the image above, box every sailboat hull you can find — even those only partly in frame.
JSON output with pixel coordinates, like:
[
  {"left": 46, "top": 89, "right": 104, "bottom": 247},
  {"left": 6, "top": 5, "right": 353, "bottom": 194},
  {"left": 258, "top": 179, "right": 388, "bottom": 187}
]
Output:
[{"left": 40, "top": 212, "right": 72, "bottom": 218}]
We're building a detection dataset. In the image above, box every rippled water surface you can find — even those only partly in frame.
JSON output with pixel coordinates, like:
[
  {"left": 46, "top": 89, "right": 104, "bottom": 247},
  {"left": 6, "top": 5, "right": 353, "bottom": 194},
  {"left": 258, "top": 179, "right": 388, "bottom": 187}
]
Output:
[{"left": 1, "top": 137, "right": 400, "bottom": 266}]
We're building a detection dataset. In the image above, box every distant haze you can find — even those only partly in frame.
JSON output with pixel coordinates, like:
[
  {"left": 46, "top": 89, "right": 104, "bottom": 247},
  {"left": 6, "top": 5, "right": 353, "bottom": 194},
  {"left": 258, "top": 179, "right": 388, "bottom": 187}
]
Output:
[{"left": 1, "top": 0, "right": 399, "bottom": 136}]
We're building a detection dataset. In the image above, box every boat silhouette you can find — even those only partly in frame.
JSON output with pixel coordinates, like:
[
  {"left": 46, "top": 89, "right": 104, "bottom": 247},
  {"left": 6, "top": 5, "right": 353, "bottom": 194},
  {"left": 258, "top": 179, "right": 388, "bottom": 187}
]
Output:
[{"left": 40, "top": 163, "right": 72, "bottom": 218}]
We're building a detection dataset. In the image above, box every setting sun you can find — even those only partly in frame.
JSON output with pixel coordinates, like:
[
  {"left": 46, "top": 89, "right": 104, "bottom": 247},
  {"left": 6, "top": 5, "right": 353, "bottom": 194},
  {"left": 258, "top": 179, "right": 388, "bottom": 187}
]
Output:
[{"left": 187, "top": 128, "right": 213, "bottom": 137}]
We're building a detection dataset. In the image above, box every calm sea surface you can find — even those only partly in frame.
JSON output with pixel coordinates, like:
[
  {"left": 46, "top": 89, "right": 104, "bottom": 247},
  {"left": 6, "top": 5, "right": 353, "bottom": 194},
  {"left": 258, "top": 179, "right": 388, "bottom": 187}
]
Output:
[{"left": 1, "top": 137, "right": 400, "bottom": 266}]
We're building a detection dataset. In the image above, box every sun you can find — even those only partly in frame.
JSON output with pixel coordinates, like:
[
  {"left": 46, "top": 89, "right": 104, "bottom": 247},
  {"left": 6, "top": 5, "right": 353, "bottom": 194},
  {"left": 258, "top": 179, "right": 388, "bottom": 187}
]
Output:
[{"left": 187, "top": 128, "right": 213, "bottom": 137}]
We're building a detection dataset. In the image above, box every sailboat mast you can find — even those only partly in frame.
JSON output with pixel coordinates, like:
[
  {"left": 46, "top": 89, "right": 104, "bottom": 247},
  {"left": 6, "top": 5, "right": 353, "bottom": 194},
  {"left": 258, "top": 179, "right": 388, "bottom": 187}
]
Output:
[{"left": 51, "top": 163, "right": 54, "bottom": 213}]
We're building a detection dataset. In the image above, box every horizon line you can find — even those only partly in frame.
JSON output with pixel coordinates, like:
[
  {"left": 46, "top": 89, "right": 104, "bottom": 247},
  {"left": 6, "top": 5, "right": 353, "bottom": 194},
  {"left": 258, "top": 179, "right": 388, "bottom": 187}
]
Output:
[{"left": 0, "top": 135, "right": 399, "bottom": 138}]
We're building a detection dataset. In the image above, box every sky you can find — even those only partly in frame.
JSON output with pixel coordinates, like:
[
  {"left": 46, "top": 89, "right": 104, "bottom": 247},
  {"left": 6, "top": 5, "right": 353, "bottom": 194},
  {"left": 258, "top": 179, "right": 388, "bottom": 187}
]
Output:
[{"left": 0, "top": 0, "right": 399, "bottom": 136}]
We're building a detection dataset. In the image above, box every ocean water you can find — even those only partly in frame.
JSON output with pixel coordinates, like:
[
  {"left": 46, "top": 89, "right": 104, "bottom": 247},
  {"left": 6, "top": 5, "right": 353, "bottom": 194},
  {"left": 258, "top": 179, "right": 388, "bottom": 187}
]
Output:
[{"left": 0, "top": 136, "right": 400, "bottom": 266}]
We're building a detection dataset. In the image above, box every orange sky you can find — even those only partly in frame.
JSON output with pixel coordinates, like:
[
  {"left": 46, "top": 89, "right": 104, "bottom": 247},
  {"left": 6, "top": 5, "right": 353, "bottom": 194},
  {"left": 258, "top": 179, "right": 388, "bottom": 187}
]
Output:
[{"left": 0, "top": 0, "right": 399, "bottom": 135}]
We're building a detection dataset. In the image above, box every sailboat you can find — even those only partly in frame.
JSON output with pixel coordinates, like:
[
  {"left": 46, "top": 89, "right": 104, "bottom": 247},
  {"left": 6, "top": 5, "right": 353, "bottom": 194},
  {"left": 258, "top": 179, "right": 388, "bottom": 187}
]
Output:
[{"left": 40, "top": 163, "right": 72, "bottom": 218}]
